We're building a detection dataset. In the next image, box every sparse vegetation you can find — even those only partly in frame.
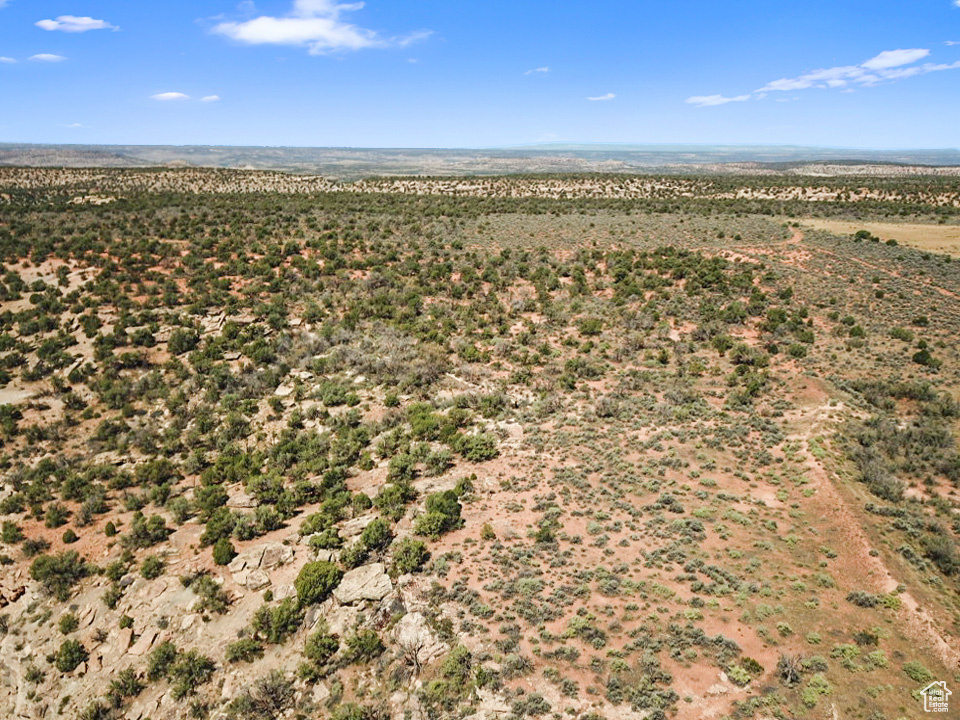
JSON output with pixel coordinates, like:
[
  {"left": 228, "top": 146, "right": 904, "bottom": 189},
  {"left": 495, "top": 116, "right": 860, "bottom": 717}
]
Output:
[{"left": 0, "top": 167, "right": 957, "bottom": 720}]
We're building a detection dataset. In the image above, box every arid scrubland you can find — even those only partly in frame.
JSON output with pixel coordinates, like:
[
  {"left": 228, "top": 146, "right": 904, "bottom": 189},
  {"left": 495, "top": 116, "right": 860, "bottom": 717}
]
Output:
[{"left": 0, "top": 168, "right": 958, "bottom": 720}]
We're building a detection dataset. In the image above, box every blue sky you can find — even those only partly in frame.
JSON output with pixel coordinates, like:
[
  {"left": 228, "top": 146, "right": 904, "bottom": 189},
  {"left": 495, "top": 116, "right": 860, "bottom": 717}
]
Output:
[{"left": 1, "top": 0, "right": 959, "bottom": 148}]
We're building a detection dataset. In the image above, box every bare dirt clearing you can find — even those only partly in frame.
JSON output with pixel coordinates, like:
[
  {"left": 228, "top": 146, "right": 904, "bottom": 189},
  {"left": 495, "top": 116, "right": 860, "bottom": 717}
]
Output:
[{"left": 799, "top": 218, "right": 960, "bottom": 257}]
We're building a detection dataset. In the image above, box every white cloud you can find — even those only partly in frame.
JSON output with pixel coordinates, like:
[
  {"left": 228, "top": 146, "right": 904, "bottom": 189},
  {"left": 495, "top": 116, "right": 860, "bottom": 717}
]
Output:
[
  {"left": 755, "top": 48, "right": 953, "bottom": 93},
  {"left": 36, "top": 16, "right": 119, "bottom": 33},
  {"left": 0, "top": 57, "right": 15, "bottom": 64},
  {"left": 690, "top": 46, "right": 960, "bottom": 107},
  {"left": 861, "top": 48, "right": 929, "bottom": 70},
  {"left": 29, "top": 54, "right": 66, "bottom": 62},
  {"left": 955, "top": 1, "right": 960, "bottom": 7},
  {"left": 212, "top": 0, "right": 429, "bottom": 55},
  {"left": 201, "top": 95, "right": 221, "bottom": 102},
  {"left": 946, "top": 40, "right": 960, "bottom": 46},
  {"left": 525, "top": 66, "right": 549, "bottom": 75},
  {"left": 65, "top": 123, "right": 85, "bottom": 128},
  {"left": 587, "top": 93, "right": 616, "bottom": 101},
  {"left": 151, "top": 92, "right": 190, "bottom": 101},
  {"left": 685, "top": 94, "right": 751, "bottom": 107}
]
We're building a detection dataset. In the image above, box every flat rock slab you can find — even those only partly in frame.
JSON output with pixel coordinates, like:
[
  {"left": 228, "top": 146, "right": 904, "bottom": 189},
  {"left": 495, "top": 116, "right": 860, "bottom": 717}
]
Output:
[
  {"left": 246, "top": 569, "right": 271, "bottom": 591},
  {"left": 128, "top": 628, "right": 159, "bottom": 656},
  {"left": 226, "top": 491, "right": 258, "bottom": 509},
  {"left": 228, "top": 542, "right": 293, "bottom": 577},
  {"left": 333, "top": 563, "right": 392, "bottom": 605},
  {"left": 261, "top": 542, "right": 294, "bottom": 569},
  {"left": 393, "top": 612, "right": 447, "bottom": 666}
]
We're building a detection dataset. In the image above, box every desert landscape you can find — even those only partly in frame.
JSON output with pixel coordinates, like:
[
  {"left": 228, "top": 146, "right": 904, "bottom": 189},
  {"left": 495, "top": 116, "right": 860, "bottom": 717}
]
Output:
[{"left": 0, "top": 166, "right": 957, "bottom": 720}]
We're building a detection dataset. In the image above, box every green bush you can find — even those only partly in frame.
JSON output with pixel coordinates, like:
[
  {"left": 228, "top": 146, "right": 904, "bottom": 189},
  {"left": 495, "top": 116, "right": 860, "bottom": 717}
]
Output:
[
  {"left": 339, "top": 541, "right": 368, "bottom": 569},
  {"left": 903, "top": 660, "right": 934, "bottom": 684},
  {"left": 146, "top": 641, "right": 178, "bottom": 681},
  {"left": 212, "top": 537, "right": 237, "bottom": 566},
  {"left": 420, "top": 645, "right": 475, "bottom": 712},
  {"left": 294, "top": 561, "right": 342, "bottom": 606},
  {"left": 225, "top": 638, "right": 264, "bottom": 664},
  {"left": 391, "top": 537, "right": 429, "bottom": 575},
  {"left": 44, "top": 502, "right": 70, "bottom": 529},
  {"left": 342, "top": 629, "right": 385, "bottom": 664},
  {"left": 58, "top": 613, "right": 79, "bottom": 635},
  {"left": 140, "top": 555, "right": 164, "bottom": 580},
  {"left": 225, "top": 670, "right": 295, "bottom": 720},
  {"left": 414, "top": 491, "right": 463, "bottom": 539},
  {"left": 251, "top": 598, "right": 303, "bottom": 644},
  {"left": 169, "top": 649, "right": 216, "bottom": 699},
  {"left": 30, "top": 551, "right": 89, "bottom": 600},
  {"left": 54, "top": 639, "right": 88, "bottom": 673},
  {"left": 122, "top": 512, "right": 171, "bottom": 549},
  {"left": 374, "top": 481, "right": 417, "bottom": 522},
  {"left": 190, "top": 574, "right": 231, "bottom": 615},
  {"left": 452, "top": 433, "right": 499, "bottom": 462},
  {"left": 304, "top": 624, "right": 340, "bottom": 667},
  {"left": 359, "top": 518, "right": 393, "bottom": 553},
  {"left": 107, "top": 666, "right": 144, "bottom": 706},
  {"left": 168, "top": 328, "right": 200, "bottom": 356},
  {"left": 1, "top": 521, "right": 23, "bottom": 544},
  {"left": 846, "top": 591, "right": 879, "bottom": 608},
  {"left": 330, "top": 704, "right": 367, "bottom": 720}
]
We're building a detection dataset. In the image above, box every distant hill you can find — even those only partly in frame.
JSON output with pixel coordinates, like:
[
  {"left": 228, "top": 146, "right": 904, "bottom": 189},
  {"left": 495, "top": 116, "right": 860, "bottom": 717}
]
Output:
[{"left": 1, "top": 142, "right": 958, "bottom": 179}]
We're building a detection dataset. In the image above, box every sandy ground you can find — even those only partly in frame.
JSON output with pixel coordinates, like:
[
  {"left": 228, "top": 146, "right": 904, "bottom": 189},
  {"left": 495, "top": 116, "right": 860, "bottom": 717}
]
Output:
[{"left": 798, "top": 218, "right": 960, "bottom": 257}]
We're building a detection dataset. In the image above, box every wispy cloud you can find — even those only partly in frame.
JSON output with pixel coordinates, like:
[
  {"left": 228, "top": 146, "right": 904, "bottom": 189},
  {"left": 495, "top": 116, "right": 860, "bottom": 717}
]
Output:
[
  {"left": 0, "top": 1, "right": 10, "bottom": 8},
  {"left": 756, "top": 49, "right": 950, "bottom": 92},
  {"left": 946, "top": 40, "right": 960, "bottom": 46},
  {"left": 862, "top": 48, "right": 929, "bottom": 69},
  {"left": 212, "top": 0, "right": 430, "bottom": 55},
  {"left": 64, "top": 123, "right": 86, "bottom": 128},
  {"left": 201, "top": 95, "right": 221, "bottom": 102},
  {"left": 686, "top": 94, "right": 751, "bottom": 107},
  {"left": 29, "top": 54, "right": 67, "bottom": 62},
  {"left": 525, "top": 66, "right": 549, "bottom": 75},
  {"left": 0, "top": 56, "right": 15, "bottom": 64},
  {"left": 36, "top": 16, "right": 119, "bottom": 33},
  {"left": 688, "top": 47, "right": 960, "bottom": 106},
  {"left": 151, "top": 92, "right": 190, "bottom": 101},
  {"left": 587, "top": 93, "right": 616, "bottom": 101}
]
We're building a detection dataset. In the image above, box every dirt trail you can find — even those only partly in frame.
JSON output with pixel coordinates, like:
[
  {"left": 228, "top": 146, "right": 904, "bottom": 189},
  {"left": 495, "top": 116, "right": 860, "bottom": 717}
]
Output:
[{"left": 786, "top": 388, "right": 960, "bottom": 671}]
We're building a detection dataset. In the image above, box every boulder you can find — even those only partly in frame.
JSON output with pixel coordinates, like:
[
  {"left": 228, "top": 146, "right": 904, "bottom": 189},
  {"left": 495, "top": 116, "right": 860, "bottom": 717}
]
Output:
[
  {"left": 246, "top": 570, "right": 271, "bottom": 591},
  {"left": 323, "top": 603, "right": 363, "bottom": 636},
  {"left": 333, "top": 563, "right": 392, "bottom": 605},
  {"left": 113, "top": 628, "right": 134, "bottom": 656},
  {"left": 226, "top": 491, "right": 258, "bottom": 509},
  {"left": 228, "top": 545, "right": 266, "bottom": 573},
  {"left": 180, "top": 614, "right": 198, "bottom": 632},
  {"left": 260, "top": 542, "right": 295, "bottom": 569},
  {"left": 340, "top": 514, "right": 376, "bottom": 539},
  {"left": 128, "top": 628, "right": 158, "bottom": 656},
  {"left": 314, "top": 549, "right": 339, "bottom": 563},
  {"left": 392, "top": 612, "right": 447, "bottom": 667},
  {"left": 273, "top": 584, "right": 296, "bottom": 601},
  {"left": 472, "top": 689, "right": 511, "bottom": 719},
  {"left": 312, "top": 682, "right": 330, "bottom": 705}
]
